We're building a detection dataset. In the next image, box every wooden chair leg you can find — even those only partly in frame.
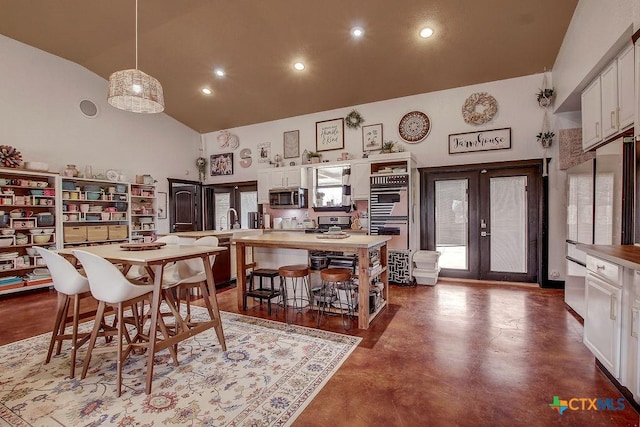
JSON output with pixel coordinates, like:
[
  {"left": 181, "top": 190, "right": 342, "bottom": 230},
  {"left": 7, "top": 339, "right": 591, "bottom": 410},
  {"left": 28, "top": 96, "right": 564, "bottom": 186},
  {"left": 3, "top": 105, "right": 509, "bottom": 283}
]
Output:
[
  {"left": 46, "top": 293, "right": 68, "bottom": 364},
  {"left": 69, "top": 294, "right": 81, "bottom": 379},
  {"left": 116, "top": 302, "right": 124, "bottom": 397},
  {"left": 81, "top": 301, "right": 106, "bottom": 380},
  {"left": 55, "top": 295, "right": 71, "bottom": 356}
]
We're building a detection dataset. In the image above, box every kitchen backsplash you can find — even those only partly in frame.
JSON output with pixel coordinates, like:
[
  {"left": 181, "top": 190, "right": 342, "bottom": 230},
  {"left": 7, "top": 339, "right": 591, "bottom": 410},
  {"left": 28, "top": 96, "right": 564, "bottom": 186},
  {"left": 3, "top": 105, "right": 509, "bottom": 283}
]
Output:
[{"left": 263, "top": 200, "right": 368, "bottom": 228}]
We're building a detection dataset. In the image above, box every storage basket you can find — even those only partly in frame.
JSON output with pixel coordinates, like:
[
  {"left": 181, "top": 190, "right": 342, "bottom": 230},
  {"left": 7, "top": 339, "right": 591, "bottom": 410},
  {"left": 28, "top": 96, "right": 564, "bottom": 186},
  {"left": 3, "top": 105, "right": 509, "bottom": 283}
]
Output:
[
  {"left": 64, "top": 226, "right": 87, "bottom": 243},
  {"left": 87, "top": 225, "right": 108, "bottom": 241},
  {"left": 108, "top": 225, "right": 128, "bottom": 240}
]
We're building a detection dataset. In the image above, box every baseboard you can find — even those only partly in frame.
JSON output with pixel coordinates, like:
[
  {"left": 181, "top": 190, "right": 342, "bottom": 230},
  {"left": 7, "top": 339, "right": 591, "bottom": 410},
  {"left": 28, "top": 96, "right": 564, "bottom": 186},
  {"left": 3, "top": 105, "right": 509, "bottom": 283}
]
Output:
[
  {"left": 595, "top": 359, "right": 640, "bottom": 414},
  {"left": 541, "top": 279, "right": 564, "bottom": 289}
]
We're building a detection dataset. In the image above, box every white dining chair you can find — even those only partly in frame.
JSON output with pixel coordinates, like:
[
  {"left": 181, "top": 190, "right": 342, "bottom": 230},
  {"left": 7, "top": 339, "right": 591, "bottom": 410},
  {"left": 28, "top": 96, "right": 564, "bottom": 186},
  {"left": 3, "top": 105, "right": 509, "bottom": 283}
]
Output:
[
  {"left": 73, "top": 249, "right": 176, "bottom": 396},
  {"left": 36, "top": 247, "right": 96, "bottom": 379},
  {"left": 162, "top": 236, "right": 219, "bottom": 324},
  {"left": 125, "top": 235, "right": 180, "bottom": 280}
]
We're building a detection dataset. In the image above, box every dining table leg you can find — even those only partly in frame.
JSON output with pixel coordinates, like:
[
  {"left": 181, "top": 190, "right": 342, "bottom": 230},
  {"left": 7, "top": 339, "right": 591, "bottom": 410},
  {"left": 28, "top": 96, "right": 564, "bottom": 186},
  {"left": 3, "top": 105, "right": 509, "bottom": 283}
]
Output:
[
  {"left": 236, "top": 242, "right": 247, "bottom": 311},
  {"left": 145, "top": 263, "right": 164, "bottom": 394},
  {"left": 202, "top": 254, "right": 226, "bottom": 351}
]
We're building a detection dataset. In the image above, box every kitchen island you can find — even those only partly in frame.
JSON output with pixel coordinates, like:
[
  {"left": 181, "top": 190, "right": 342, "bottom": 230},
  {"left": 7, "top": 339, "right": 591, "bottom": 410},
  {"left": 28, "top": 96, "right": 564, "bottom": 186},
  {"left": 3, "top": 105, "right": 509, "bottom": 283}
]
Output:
[{"left": 233, "top": 232, "right": 391, "bottom": 329}]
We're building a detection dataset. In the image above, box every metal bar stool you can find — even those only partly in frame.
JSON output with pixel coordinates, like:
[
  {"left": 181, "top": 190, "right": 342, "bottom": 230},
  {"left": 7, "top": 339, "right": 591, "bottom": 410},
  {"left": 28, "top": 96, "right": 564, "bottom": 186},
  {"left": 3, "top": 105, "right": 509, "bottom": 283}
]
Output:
[
  {"left": 315, "top": 268, "right": 356, "bottom": 330},
  {"left": 243, "top": 268, "right": 281, "bottom": 315},
  {"left": 278, "top": 264, "right": 312, "bottom": 324}
]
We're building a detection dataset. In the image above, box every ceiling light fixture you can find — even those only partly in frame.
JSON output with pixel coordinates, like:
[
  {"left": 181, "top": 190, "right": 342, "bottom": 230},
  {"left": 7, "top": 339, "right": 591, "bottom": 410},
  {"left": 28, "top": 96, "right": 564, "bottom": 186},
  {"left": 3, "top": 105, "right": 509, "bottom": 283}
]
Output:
[
  {"left": 419, "top": 27, "right": 434, "bottom": 38},
  {"left": 107, "top": 0, "right": 164, "bottom": 113},
  {"left": 214, "top": 68, "right": 225, "bottom": 78},
  {"left": 293, "top": 62, "right": 305, "bottom": 71},
  {"left": 201, "top": 88, "right": 212, "bottom": 95},
  {"left": 351, "top": 27, "right": 365, "bottom": 38}
]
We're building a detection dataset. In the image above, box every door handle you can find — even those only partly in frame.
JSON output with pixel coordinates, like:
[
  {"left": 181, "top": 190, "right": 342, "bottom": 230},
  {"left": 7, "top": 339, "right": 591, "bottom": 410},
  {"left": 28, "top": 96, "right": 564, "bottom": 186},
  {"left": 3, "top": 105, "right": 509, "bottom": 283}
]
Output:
[
  {"left": 610, "top": 111, "right": 615, "bottom": 128},
  {"left": 632, "top": 307, "right": 639, "bottom": 338},
  {"left": 610, "top": 294, "right": 617, "bottom": 321},
  {"left": 480, "top": 231, "right": 491, "bottom": 237}
]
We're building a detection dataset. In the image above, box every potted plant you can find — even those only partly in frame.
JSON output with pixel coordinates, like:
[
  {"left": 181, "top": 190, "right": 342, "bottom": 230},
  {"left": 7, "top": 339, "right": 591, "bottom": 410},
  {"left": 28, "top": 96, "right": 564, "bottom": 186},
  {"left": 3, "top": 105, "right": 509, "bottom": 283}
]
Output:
[
  {"left": 380, "top": 141, "right": 396, "bottom": 154},
  {"left": 536, "top": 88, "right": 555, "bottom": 107},
  {"left": 536, "top": 131, "right": 555, "bottom": 148},
  {"left": 307, "top": 151, "right": 322, "bottom": 164}
]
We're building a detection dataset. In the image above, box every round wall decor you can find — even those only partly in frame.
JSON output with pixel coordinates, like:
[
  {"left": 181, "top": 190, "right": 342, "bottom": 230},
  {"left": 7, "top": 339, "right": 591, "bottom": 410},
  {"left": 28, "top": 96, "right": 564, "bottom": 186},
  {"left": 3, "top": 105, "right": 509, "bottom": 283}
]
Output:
[
  {"left": 345, "top": 110, "right": 365, "bottom": 129},
  {"left": 462, "top": 92, "right": 498, "bottom": 125},
  {"left": 398, "top": 111, "right": 431, "bottom": 143}
]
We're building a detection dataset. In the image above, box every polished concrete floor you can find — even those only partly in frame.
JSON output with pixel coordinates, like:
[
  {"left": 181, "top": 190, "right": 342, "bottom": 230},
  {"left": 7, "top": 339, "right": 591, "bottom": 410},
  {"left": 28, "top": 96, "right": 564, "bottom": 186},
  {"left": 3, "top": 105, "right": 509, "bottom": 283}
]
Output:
[{"left": 1, "top": 279, "right": 639, "bottom": 426}]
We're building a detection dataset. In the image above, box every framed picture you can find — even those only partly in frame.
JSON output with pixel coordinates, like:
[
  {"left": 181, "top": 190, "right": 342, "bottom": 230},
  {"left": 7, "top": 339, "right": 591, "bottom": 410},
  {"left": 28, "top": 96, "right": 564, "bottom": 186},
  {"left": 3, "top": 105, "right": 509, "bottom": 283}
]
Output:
[
  {"left": 362, "top": 123, "right": 383, "bottom": 151},
  {"left": 210, "top": 153, "right": 234, "bottom": 176},
  {"left": 316, "top": 118, "right": 344, "bottom": 152},
  {"left": 448, "top": 127, "right": 511, "bottom": 154},
  {"left": 157, "top": 191, "right": 167, "bottom": 219},
  {"left": 283, "top": 130, "right": 300, "bottom": 158},
  {"left": 257, "top": 142, "right": 271, "bottom": 163}
]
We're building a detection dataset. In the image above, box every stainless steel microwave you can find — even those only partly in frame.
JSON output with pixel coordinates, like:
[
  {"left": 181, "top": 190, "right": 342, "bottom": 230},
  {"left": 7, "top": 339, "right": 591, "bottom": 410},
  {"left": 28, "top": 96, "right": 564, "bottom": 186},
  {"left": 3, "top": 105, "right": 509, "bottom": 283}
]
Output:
[{"left": 269, "top": 188, "right": 308, "bottom": 209}]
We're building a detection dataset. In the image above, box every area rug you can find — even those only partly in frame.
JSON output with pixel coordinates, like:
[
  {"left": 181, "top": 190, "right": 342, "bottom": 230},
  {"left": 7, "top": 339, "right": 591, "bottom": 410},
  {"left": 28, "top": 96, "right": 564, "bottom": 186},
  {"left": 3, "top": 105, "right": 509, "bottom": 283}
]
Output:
[{"left": 0, "top": 308, "right": 361, "bottom": 426}]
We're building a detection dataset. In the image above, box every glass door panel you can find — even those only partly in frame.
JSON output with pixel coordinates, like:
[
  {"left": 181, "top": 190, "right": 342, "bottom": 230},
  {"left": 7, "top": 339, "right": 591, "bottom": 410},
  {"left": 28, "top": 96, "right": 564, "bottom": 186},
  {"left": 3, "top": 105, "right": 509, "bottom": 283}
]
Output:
[
  {"left": 489, "top": 176, "right": 527, "bottom": 273},
  {"left": 435, "top": 179, "right": 468, "bottom": 270}
]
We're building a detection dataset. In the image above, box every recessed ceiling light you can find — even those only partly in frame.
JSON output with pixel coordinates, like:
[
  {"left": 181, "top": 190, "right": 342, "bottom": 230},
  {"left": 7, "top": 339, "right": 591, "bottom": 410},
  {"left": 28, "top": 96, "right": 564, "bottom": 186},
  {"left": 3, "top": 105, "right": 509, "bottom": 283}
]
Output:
[
  {"left": 293, "top": 62, "right": 305, "bottom": 71},
  {"left": 419, "top": 27, "right": 434, "bottom": 38},
  {"left": 214, "top": 68, "right": 225, "bottom": 78},
  {"left": 201, "top": 88, "right": 212, "bottom": 95},
  {"left": 351, "top": 27, "right": 365, "bottom": 38}
]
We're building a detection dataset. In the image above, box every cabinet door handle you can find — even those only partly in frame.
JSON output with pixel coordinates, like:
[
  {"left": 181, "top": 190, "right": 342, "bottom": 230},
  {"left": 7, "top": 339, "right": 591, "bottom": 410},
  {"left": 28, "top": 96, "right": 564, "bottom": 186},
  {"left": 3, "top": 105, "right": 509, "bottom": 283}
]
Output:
[
  {"left": 596, "top": 264, "right": 606, "bottom": 271},
  {"left": 610, "top": 111, "right": 615, "bottom": 128},
  {"left": 595, "top": 122, "right": 600, "bottom": 138},
  {"left": 610, "top": 294, "right": 617, "bottom": 321},
  {"left": 632, "top": 307, "right": 639, "bottom": 338},
  {"left": 616, "top": 107, "right": 620, "bottom": 127}
]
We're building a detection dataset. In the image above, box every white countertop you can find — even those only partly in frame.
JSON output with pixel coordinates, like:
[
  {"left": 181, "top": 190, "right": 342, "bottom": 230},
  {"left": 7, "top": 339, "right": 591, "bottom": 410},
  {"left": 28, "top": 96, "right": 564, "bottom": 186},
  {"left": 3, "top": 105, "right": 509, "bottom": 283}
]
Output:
[{"left": 232, "top": 231, "right": 390, "bottom": 250}]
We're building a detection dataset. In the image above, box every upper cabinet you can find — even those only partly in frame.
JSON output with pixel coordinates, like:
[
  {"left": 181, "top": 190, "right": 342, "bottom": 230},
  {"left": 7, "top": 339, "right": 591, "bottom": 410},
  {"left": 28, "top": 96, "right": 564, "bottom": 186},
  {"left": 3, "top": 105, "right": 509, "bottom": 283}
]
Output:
[
  {"left": 269, "top": 166, "right": 306, "bottom": 189},
  {"left": 582, "top": 44, "right": 635, "bottom": 151}
]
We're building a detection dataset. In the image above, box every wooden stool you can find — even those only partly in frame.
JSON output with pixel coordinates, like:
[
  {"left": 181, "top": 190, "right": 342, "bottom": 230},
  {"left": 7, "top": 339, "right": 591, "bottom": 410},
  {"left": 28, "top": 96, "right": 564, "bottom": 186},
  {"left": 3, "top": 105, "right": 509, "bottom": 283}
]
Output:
[
  {"left": 315, "top": 268, "right": 355, "bottom": 329},
  {"left": 278, "top": 264, "right": 311, "bottom": 324},
  {"left": 244, "top": 268, "right": 281, "bottom": 315}
]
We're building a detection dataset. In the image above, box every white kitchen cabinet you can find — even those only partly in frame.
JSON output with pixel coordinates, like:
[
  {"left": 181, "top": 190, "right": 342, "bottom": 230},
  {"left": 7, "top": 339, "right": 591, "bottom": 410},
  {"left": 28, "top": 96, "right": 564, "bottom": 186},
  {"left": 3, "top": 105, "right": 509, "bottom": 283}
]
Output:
[
  {"left": 269, "top": 166, "right": 304, "bottom": 189},
  {"left": 350, "top": 161, "right": 370, "bottom": 200},
  {"left": 257, "top": 169, "right": 270, "bottom": 204},
  {"left": 600, "top": 61, "right": 618, "bottom": 139},
  {"left": 582, "top": 44, "right": 635, "bottom": 151},
  {"left": 616, "top": 44, "right": 635, "bottom": 130},
  {"left": 582, "top": 78, "right": 602, "bottom": 150},
  {"left": 584, "top": 256, "right": 622, "bottom": 378},
  {"left": 633, "top": 295, "right": 640, "bottom": 401}
]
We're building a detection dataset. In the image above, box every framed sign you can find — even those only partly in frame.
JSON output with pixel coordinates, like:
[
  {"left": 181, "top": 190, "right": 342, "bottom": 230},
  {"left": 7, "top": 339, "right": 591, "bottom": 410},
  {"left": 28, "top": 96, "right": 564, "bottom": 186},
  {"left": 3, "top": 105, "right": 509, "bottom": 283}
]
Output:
[
  {"left": 316, "top": 118, "right": 344, "bottom": 152},
  {"left": 157, "top": 192, "right": 167, "bottom": 219},
  {"left": 210, "top": 153, "right": 234, "bottom": 176},
  {"left": 362, "top": 123, "right": 383, "bottom": 152},
  {"left": 283, "top": 130, "right": 300, "bottom": 158},
  {"left": 448, "top": 127, "right": 511, "bottom": 154}
]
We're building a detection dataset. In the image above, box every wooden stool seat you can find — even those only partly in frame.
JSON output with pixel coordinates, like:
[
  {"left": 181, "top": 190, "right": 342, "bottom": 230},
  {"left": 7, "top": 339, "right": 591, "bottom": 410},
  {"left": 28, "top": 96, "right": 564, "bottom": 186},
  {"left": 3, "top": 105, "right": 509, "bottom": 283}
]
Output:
[
  {"left": 278, "top": 264, "right": 310, "bottom": 278},
  {"left": 320, "top": 268, "right": 352, "bottom": 283}
]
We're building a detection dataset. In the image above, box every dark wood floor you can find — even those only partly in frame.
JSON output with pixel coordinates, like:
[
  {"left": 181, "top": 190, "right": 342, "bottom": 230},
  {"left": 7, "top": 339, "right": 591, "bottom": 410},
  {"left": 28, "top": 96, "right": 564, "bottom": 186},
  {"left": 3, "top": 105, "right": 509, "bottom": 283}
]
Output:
[{"left": 1, "top": 279, "right": 639, "bottom": 426}]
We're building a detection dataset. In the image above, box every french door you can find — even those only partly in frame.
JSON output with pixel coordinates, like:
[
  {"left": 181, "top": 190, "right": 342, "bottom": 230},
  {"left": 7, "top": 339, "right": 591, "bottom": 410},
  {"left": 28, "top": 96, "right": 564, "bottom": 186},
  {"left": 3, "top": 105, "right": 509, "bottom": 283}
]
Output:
[{"left": 423, "top": 162, "right": 541, "bottom": 283}]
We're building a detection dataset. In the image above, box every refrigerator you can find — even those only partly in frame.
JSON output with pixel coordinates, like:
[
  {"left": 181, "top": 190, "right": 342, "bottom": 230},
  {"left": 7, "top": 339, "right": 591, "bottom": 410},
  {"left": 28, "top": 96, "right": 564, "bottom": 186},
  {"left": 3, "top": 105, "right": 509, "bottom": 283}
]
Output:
[{"left": 565, "top": 137, "right": 623, "bottom": 317}]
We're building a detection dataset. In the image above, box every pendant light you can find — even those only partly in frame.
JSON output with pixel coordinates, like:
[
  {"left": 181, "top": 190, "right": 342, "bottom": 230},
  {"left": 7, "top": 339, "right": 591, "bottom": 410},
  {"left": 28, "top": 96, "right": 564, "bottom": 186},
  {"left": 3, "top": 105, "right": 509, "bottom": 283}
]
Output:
[{"left": 107, "top": 0, "right": 164, "bottom": 113}]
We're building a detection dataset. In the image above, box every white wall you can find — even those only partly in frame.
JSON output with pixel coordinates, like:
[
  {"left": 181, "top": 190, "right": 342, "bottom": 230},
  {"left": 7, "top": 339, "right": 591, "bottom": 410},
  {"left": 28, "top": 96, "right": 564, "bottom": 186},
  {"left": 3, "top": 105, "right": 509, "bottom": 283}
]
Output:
[
  {"left": 202, "top": 73, "right": 565, "bottom": 280},
  {"left": 0, "top": 35, "right": 202, "bottom": 234}
]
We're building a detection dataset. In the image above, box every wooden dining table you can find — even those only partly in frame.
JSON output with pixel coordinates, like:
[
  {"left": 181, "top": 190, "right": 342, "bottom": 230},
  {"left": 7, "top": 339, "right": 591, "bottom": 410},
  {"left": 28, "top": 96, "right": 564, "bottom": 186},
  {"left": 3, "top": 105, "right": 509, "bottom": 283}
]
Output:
[{"left": 58, "top": 243, "right": 227, "bottom": 394}]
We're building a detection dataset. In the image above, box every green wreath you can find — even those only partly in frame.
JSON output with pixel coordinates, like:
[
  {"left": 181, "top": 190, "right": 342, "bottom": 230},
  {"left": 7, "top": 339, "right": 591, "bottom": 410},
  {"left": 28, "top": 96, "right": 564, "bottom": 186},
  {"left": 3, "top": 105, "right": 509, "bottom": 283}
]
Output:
[{"left": 345, "top": 110, "right": 364, "bottom": 129}]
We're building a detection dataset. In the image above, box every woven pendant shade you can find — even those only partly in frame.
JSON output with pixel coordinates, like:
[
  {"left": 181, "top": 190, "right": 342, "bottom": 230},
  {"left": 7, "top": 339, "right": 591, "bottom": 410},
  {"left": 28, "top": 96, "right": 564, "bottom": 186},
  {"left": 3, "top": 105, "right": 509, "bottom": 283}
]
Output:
[{"left": 108, "top": 69, "right": 164, "bottom": 113}]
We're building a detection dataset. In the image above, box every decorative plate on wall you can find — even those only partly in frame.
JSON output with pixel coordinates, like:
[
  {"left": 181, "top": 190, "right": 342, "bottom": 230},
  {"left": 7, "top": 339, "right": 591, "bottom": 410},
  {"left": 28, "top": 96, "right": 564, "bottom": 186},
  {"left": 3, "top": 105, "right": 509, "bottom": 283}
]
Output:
[{"left": 398, "top": 111, "right": 431, "bottom": 143}]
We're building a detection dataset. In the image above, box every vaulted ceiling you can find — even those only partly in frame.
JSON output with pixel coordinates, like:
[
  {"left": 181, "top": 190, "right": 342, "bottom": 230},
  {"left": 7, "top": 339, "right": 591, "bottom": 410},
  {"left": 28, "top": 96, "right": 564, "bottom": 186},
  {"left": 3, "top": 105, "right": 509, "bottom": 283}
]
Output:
[{"left": 0, "top": 0, "right": 578, "bottom": 133}]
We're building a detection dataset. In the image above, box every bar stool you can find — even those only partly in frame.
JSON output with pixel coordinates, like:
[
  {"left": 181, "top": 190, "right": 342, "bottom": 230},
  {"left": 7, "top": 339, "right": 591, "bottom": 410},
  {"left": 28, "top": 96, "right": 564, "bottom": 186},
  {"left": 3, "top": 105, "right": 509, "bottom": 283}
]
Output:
[
  {"left": 315, "top": 268, "right": 356, "bottom": 330},
  {"left": 243, "top": 268, "right": 281, "bottom": 315},
  {"left": 278, "top": 264, "right": 311, "bottom": 323}
]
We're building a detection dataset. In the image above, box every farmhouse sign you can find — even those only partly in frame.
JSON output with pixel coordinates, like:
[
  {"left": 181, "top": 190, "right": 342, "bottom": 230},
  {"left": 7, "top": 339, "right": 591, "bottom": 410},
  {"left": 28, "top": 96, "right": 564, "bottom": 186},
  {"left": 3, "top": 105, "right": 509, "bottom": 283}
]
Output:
[{"left": 448, "top": 127, "right": 511, "bottom": 154}]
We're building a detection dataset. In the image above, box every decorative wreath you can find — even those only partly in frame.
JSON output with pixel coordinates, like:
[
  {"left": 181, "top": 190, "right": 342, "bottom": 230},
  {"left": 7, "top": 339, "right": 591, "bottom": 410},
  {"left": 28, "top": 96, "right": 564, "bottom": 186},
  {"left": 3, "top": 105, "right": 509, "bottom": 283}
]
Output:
[
  {"left": 345, "top": 110, "right": 365, "bottom": 129},
  {"left": 0, "top": 145, "right": 23, "bottom": 168},
  {"left": 195, "top": 157, "right": 207, "bottom": 181},
  {"left": 462, "top": 92, "right": 498, "bottom": 125}
]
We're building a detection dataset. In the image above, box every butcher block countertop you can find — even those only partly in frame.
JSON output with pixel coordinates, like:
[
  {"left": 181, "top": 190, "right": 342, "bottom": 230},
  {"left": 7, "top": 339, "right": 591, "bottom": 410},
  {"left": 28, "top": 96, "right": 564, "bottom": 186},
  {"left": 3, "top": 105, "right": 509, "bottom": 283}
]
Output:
[
  {"left": 232, "top": 231, "right": 390, "bottom": 250},
  {"left": 577, "top": 244, "right": 640, "bottom": 270}
]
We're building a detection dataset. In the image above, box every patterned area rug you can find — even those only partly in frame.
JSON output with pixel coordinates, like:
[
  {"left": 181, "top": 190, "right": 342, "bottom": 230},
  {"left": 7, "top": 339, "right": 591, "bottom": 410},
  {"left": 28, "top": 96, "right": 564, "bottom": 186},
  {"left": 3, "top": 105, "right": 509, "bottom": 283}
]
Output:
[{"left": 0, "top": 308, "right": 361, "bottom": 426}]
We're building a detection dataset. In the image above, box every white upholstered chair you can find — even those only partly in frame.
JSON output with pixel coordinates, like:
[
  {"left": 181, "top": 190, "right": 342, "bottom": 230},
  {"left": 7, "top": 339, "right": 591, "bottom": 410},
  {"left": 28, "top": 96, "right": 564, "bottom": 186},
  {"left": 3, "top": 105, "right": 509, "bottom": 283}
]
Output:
[
  {"left": 73, "top": 249, "right": 175, "bottom": 396},
  {"left": 36, "top": 247, "right": 94, "bottom": 379}
]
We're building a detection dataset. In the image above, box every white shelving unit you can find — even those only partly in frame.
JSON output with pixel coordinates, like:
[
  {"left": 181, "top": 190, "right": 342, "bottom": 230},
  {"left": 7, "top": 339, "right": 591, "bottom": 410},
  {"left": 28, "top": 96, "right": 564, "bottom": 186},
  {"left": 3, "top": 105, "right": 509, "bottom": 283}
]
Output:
[{"left": 130, "top": 183, "right": 157, "bottom": 242}]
